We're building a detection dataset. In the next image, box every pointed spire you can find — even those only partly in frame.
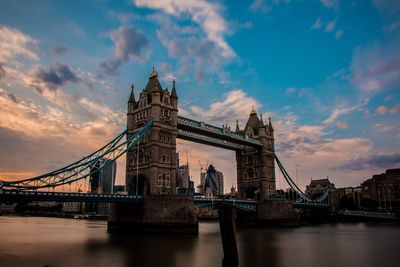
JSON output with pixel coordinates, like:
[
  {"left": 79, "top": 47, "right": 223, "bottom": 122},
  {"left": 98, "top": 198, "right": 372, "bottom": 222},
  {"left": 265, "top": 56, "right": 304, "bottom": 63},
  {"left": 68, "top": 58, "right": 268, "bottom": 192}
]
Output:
[
  {"left": 268, "top": 116, "right": 273, "bottom": 130},
  {"left": 149, "top": 66, "right": 158, "bottom": 79},
  {"left": 128, "top": 84, "right": 136, "bottom": 103},
  {"left": 260, "top": 113, "right": 264, "bottom": 125},
  {"left": 250, "top": 106, "right": 257, "bottom": 115},
  {"left": 171, "top": 78, "right": 178, "bottom": 99},
  {"left": 235, "top": 119, "right": 240, "bottom": 132}
]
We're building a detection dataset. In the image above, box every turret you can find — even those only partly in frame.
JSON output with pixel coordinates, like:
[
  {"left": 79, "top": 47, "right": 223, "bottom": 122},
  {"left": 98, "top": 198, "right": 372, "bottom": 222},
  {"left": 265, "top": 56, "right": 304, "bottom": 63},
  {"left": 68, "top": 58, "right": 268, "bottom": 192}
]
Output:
[
  {"left": 171, "top": 79, "right": 178, "bottom": 109},
  {"left": 268, "top": 116, "right": 273, "bottom": 131},
  {"left": 235, "top": 119, "right": 240, "bottom": 132}
]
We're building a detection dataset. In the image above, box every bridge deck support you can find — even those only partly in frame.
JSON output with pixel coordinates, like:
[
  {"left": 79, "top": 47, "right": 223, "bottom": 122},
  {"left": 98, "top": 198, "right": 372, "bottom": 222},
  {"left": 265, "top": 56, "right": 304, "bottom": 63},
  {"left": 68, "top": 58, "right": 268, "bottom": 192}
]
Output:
[{"left": 218, "top": 206, "right": 239, "bottom": 267}]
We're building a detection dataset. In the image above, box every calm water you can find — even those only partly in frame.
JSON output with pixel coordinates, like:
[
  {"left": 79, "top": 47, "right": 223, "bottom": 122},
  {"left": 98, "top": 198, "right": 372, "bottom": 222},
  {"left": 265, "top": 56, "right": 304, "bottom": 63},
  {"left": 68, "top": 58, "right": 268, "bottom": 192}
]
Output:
[{"left": 0, "top": 216, "right": 399, "bottom": 267}]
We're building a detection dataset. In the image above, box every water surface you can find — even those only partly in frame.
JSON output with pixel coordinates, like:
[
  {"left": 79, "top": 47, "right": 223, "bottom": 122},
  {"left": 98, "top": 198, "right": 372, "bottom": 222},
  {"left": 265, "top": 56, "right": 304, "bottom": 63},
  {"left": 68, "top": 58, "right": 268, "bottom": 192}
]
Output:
[{"left": 0, "top": 216, "right": 399, "bottom": 267}]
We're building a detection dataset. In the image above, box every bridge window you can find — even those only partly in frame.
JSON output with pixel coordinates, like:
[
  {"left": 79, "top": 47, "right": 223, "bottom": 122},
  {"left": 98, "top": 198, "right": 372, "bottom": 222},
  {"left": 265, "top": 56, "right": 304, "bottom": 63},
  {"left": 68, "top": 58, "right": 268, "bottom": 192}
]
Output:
[{"left": 147, "top": 94, "right": 152, "bottom": 104}]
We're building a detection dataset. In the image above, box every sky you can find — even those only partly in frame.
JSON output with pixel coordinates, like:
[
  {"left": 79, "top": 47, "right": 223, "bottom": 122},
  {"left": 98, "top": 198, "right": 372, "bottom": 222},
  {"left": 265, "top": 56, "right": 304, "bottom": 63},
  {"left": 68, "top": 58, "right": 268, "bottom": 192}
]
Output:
[{"left": 0, "top": 0, "right": 399, "bottom": 193}]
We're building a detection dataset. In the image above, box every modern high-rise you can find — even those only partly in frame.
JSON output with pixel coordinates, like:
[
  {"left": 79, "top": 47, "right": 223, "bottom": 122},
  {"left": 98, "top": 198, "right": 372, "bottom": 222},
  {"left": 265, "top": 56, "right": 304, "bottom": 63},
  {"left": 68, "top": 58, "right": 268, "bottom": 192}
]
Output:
[{"left": 89, "top": 159, "right": 117, "bottom": 194}]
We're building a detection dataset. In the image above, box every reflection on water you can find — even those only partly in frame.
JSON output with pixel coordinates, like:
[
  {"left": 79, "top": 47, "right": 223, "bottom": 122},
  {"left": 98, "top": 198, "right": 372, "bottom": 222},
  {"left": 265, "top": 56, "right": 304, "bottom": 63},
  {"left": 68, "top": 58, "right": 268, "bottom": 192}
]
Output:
[{"left": 0, "top": 216, "right": 399, "bottom": 267}]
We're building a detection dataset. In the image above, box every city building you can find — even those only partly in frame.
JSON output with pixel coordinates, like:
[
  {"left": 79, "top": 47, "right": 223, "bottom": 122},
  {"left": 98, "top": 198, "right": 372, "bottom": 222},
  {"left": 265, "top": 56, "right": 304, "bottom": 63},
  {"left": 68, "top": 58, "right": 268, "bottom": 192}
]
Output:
[
  {"left": 305, "top": 178, "right": 336, "bottom": 196},
  {"left": 90, "top": 158, "right": 117, "bottom": 194},
  {"left": 216, "top": 170, "right": 224, "bottom": 195},
  {"left": 361, "top": 168, "right": 400, "bottom": 210}
]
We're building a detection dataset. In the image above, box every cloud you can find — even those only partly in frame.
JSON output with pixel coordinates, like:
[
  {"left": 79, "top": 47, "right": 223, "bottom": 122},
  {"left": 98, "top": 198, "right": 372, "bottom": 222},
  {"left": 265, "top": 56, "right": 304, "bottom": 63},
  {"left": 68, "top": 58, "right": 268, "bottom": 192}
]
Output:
[
  {"left": 133, "top": 0, "right": 233, "bottom": 58},
  {"left": 320, "top": 0, "right": 339, "bottom": 10},
  {"left": 351, "top": 37, "right": 400, "bottom": 93},
  {"left": 376, "top": 103, "right": 400, "bottom": 114},
  {"left": 323, "top": 99, "right": 368, "bottom": 125},
  {"left": 336, "top": 121, "right": 349, "bottom": 129},
  {"left": 0, "top": 25, "right": 39, "bottom": 63},
  {"left": 249, "top": 0, "right": 272, "bottom": 14},
  {"left": 180, "top": 89, "right": 260, "bottom": 127},
  {"left": 372, "top": 0, "right": 400, "bottom": 17},
  {"left": 99, "top": 27, "right": 150, "bottom": 74},
  {"left": 33, "top": 63, "right": 78, "bottom": 91},
  {"left": 335, "top": 30, "right": 343, "bottom": 39},
  {"left": 0, "top": 87, "right": 125, "bottom": 182},
  {"left": 310, "top": 17, "right": 323, "bottom": 30},
  {"left": 336, "top": 153, "right": 400, "bottom": 171},
  {"left": 51, "top": 46, "right": 68, "bottom": 56},
  {"left": 376, "top": 105, "right": 388, "bottom": 114},
  {"left": 285, "top": 87, "right": 297, "bottom": 95},
  {"left": 325, "top": 19, "right": 337, "bottom": 32}
]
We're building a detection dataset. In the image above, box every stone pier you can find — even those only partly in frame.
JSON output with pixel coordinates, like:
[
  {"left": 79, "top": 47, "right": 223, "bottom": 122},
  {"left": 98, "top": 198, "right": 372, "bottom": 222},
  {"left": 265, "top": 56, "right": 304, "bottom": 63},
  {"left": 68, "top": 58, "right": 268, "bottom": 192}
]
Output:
[{"left": 108, "top": 196, "right": 198, "bottom": 234}]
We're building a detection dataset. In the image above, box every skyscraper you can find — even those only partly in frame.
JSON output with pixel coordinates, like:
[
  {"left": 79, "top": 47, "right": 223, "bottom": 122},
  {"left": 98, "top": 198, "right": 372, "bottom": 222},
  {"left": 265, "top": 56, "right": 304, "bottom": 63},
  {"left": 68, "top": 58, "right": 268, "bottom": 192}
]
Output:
[{"left": 90, "top": 159, "right": 117, "bottom": 194}]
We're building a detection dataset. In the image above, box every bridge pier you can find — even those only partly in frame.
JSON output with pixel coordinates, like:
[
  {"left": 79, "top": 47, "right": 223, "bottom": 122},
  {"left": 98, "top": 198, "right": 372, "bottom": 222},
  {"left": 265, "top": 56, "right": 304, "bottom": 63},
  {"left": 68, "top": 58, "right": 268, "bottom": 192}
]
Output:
[
  {"left": 108, "top": 195, "right": 198, "bottom": 234},
  {"left": 218, "top": 206, "right": 239, "bottom": 267}
]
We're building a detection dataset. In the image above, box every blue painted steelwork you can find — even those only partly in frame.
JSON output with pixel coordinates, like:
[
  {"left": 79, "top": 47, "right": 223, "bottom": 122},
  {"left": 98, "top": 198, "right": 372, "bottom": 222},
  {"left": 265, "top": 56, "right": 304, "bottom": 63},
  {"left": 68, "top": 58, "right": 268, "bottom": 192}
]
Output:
[
  {"left": 193, "top": 198, "right": 258, "bottom": 212},
  {"left": 275, "top": 154, "right": 330, "bottom": 207},
  {"left": 0, "top": 190, "right": 143, "bottom": 203},
  {"left": 0, "top": 120, "right": 153, "bottom": 190},
  {"left": 177, "top": 116, "right": 262, "bottom": 150}
]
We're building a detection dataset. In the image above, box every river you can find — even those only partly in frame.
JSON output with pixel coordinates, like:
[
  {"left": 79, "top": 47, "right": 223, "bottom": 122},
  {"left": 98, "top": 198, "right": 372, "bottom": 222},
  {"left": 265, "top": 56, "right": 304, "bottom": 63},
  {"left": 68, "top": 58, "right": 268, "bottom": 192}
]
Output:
[{"left": 0, "top": 216, "right": 399, "bottom": 267}]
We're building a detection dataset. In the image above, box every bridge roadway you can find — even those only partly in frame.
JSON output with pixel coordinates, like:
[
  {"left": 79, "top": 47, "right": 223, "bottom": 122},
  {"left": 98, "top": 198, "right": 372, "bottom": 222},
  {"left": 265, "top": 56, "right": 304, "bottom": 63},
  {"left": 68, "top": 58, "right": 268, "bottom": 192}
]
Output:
[{"left": 0, "top": 190, "right": 258, "bottom": 211}]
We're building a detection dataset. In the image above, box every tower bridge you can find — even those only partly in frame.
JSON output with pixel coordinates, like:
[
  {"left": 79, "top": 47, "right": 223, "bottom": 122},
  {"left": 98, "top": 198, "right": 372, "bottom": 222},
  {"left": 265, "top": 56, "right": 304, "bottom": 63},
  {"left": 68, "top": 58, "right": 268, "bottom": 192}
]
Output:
[{"left": 0, "top": 68, "right": 330, "bottom": 233}]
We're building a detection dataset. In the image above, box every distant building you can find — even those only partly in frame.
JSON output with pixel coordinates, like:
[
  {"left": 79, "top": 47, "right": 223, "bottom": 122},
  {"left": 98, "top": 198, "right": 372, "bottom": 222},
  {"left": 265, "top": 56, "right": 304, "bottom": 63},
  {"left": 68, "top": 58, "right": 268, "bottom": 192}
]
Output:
[
  {"left": 175, "top": 152, "right": 194, "bottom": 195},
  {"left": 216, "top": 171, "right": 224, "bottom": 195},
  {"left": 361, "top": 168, "right": 400, "bottom": 204},
  {"left": 305, "top": 178, "right": 336, "bottom": 197},
  {"left": 225, "top": 185, "right": 237, "bottom": 199},
  {"left": 333, "top": 186, "right": 362, "bottom": 210},
  {"left": 177, "top": 164, "right": 190, "bottom": 188},
  {"left": 86, "top": 159, "right": 116, "bottom": 216},
  {"left": 203, "top": 164, "right": 224, "bottom": 197},
  {"left": 90, "top": 159, "right": 117, "bottom": 194}
]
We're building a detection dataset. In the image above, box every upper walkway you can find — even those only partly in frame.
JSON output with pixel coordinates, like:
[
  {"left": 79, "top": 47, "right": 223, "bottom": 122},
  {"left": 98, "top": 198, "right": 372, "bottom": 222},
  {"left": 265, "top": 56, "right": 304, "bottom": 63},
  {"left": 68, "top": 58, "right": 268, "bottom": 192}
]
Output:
[{"left": 177, "top": 116, "right": 263, "bottom": 150}]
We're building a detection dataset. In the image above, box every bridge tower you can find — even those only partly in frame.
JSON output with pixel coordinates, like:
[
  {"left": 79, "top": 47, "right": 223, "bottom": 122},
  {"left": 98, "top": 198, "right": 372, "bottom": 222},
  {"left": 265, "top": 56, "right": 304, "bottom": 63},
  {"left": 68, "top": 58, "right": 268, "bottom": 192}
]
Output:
[
  {"left": 126, "top": 68, "right": 178, "bottom": 195},
  {"left": 236, "top": 108, "right": 275, "bottom": 200}
]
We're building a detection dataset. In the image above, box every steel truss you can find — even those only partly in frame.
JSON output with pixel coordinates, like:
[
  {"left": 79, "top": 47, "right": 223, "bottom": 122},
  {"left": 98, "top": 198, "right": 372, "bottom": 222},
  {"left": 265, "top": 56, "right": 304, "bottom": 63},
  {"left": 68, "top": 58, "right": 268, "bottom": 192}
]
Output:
[{"left": 0, "top": 120, "right": 153, "bottom": 190}]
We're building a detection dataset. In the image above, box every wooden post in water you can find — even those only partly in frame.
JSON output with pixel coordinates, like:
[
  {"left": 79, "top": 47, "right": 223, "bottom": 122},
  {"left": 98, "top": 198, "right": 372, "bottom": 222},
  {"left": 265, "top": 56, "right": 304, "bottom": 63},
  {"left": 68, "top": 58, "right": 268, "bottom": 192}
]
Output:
[{"left": 218, "top": 205, "right": 238, "bottom": 267}]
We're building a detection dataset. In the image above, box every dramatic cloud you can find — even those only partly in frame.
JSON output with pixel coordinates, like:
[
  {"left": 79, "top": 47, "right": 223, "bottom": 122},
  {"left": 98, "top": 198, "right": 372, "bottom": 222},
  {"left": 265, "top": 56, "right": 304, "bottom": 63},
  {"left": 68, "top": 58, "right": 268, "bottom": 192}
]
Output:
[
  {"left": 351, "top": 38, "right": 400, "bottom": 93},
  {"left": 33, "top": 63, "right": 78, "bottom": 91},
  {"left": 0, "top": 87, "right": 125, "bottom": 183},
  {"left": 99, "top": 27, "right": 150, "bottom": 74},
  {"left": 133, "top": 0, "right": 234, "bottom": 58},
  {"left": 133, "top": 0, "right": 238, "bottom": 81},
  {"left": 336, "top": 153, "right": 400, "bottom": 171}
]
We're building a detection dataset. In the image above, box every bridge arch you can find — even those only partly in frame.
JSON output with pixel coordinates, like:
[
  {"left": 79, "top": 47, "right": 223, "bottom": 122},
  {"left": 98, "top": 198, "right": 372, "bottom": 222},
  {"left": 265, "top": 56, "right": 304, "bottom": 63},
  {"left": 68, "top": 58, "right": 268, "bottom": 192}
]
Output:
[{"left": 127, "top": 174, "right": 149, "bottom": 196}]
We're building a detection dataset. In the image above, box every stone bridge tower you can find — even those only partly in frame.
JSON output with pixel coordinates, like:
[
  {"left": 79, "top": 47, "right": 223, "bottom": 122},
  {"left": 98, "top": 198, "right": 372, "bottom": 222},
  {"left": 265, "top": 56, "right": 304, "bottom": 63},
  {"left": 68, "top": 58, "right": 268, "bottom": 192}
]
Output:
[
  {"left": 126, "top": 68, "right": 178, "bottom": 195},
  {"left": 236, "top": 108, "right": 275, "bottom": 200}
]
